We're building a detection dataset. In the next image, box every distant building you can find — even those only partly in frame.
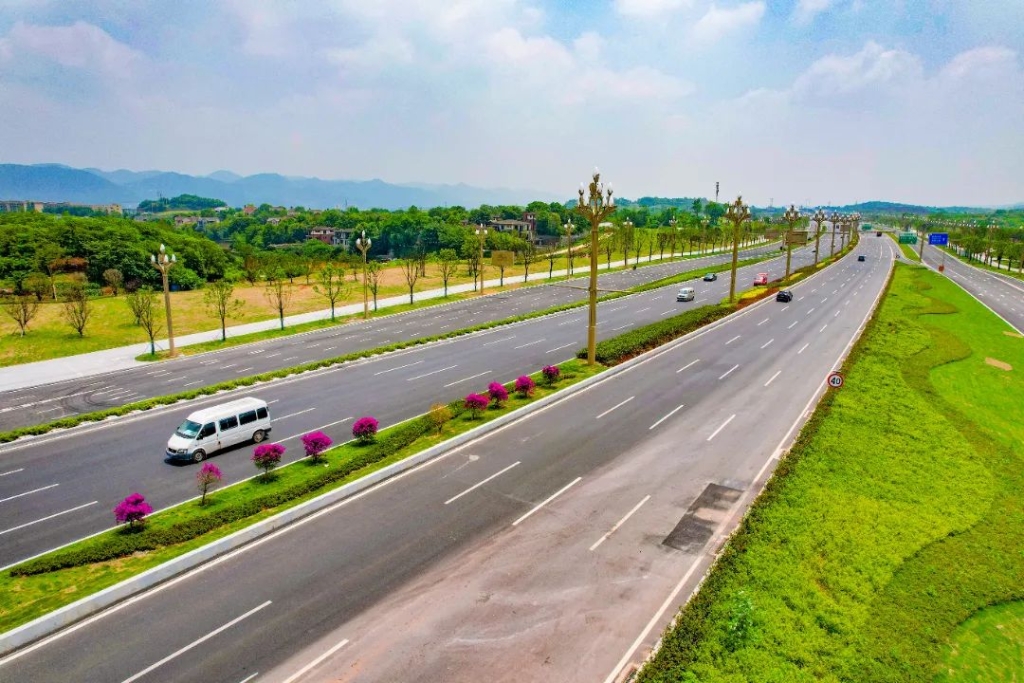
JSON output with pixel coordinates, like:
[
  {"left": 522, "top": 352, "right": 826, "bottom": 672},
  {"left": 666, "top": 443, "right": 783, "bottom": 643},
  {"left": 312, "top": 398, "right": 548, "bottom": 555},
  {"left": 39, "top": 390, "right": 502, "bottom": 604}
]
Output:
[
  {"left": 242, "top": 204, "right": 256, "bottom": 216},
  {"left": 266, "top": 217, "right": 283, "bottom": 226},
  {"left": 308, "top": 227, "right": 353, "bottom": 249},
  {"left": 0, "top": 200, "right": 44, "bottom": 213},
  {"left": 174, "top": 215, "right": 197, "bottom": 226},
  {"left": 489, "top": 211, "right": 538, "bottom": 243}
]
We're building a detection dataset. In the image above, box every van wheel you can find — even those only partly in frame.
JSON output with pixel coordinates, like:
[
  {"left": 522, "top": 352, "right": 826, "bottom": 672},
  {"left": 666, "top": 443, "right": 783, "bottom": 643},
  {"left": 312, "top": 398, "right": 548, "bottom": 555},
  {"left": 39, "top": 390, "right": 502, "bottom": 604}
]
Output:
[
  {"left": 252, "top": 430, "right": 266, "bottom": 444},
  {"left": 192, "top": 450, "right": 206, "bottom": 463}
]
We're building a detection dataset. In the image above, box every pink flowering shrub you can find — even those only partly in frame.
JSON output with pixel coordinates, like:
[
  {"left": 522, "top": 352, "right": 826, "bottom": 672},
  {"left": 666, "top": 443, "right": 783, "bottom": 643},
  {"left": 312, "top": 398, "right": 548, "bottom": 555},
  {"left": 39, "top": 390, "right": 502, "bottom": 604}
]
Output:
[
  {"left": 114, "top": 492, "right": 153, "bottom": 529},
  {"left": 542, "top": 364, "right": 560, "bottom": 385},
  {"left": 195, "top": 463, "right": 223, "bottom": 506},
  {"left": 488, "top": 382, "right": 508, "bottom": 407},
  {"left": 464, "top": 393, "right": 488, "bottom": 419},
  {"left": 514, "top": 375, "right": 536, "bottom": 398},
  {"left": 252, "top": 442, "right": 286, "bottom": 479},
  {"left": 352, "top": 416, "right": 379, "bottom": 443},
  {"left": 301, "top": 431, "right": 333, "bottom": 462}
]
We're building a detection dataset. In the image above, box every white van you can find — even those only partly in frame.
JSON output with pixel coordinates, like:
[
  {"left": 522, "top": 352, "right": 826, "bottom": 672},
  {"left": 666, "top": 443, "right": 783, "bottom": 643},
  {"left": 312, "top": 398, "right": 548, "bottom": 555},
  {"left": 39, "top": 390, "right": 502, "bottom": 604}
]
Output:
[
  {"left": 676, "top": 287, "right": 696, "bottom": 302},
  {"left": 165, "top": 397, "right": 271, "bottom": 463}
]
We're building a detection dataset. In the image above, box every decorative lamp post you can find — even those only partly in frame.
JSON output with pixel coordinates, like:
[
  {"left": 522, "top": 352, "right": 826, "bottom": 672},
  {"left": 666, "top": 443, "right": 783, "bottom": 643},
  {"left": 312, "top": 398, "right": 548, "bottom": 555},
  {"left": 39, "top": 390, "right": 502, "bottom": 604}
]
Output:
[
  {"left": 355, "top": 230, "right": 372, "bottom": 320},
  {"left": 563, "top": 219, "right": 575, "bottom": 279},
  {"left": 150, "top": 244, "right": 177, "bottom": 357},
  {"left": 783, "top": 204, "right": 801, "bottom": 280},
  {"left": 623, "top": 218, "right": 633, "bottom": 266},
  {"left": 812, "top": 209, "right": 826, "bottom": 266},
  {"left": 829, "top": 211, "right": 841, "bottom": 257},
  {"left": 724, "top": 196, "right": 751, "bottom": 303},
  {"left": 575, "top": 168, "right": 616, "bottom": 366},
  {"left": 476, "top": 225, "right": 488, "bottom": 295}
]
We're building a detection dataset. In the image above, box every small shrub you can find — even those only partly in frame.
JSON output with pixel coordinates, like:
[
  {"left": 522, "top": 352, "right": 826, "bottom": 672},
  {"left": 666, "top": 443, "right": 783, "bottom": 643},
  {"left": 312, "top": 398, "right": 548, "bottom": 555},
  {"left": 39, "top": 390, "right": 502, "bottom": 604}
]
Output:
[
  {"left": 252, "top": 442, "right": 285, "bottom": 479},
  {"left": 301, "top": 431, "right": 333, "bottom": 463},
  {"left": 542, "top": 364, "right": 561, "bottom": 385},
  {"left": 114, "top": 493, "right": 153, "bottom": 529},
  {"left": 488, "top": 381, "right": 508, "bottom": 407},
  {"left": 514, "top": 375, "right": 536, "bottom": 397},
  {"left": 352, "top": 416, "right": 379, "bottom": 443},
  {"left": 427, "top": 403, "right": 452, "bottom": 433},
  {"left": 195, "top": 463, "right": 223, "bottom": 506},
  {"left": 464, "top": 393, "right": 488, "bottom": 419}
]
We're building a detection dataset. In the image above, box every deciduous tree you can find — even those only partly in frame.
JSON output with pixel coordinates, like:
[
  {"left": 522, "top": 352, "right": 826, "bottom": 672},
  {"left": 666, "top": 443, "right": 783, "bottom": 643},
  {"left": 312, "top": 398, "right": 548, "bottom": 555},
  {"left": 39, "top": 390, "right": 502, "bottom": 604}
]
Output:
[
  {"left": 203, "top": 280, "right": 244, "bottom": 341},
  {"left": 264, "top": 270, "right": 292, "bottom": 330},
  {"left": 2, "top": 295, "right": 40, "bottom": 336},
  {"left": 313, "top": 263, "right": 348, "bottom": 321},
  {"left": 436, "top": 249, "right": 460, "bottom": 297},
  {"left": 61, "top": 282, "right": 91, "bottom": 336}
]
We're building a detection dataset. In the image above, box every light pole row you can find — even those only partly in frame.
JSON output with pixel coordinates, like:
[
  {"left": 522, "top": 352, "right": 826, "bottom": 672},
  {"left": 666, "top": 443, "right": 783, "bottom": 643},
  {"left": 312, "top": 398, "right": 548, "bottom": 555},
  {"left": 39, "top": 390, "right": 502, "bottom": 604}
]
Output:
[{"left": 151, "top": 243, "right": 177, "bottom": 357}]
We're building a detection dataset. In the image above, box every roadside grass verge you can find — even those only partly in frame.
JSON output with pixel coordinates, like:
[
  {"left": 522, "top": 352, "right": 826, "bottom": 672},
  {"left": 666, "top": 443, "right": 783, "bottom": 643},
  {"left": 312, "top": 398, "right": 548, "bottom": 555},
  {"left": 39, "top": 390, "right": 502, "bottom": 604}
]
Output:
[
  {"left": 938, "top": 246, "right": 1024, "bottom": 282},
  {"left": 637, "top": 263, "right": 1024, "bottom": 682},
  {"left": 0, "top": 360, "right": 602, "bottom": 633},
  {"left": 0, "top": 249, "right": 780, "bottom": 445},
  {"left": 888, "top": 232, "right": 922, "bottom": 261},
  {"left": 936, "top": 601, "right": 1024, "bottom": 682}
]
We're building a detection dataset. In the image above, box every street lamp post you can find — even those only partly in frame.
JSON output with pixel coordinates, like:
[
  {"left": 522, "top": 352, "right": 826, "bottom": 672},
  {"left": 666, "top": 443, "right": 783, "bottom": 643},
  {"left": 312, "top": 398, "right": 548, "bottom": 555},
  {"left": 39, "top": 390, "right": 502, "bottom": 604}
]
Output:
[
  {"left": 355, "top": 230, "right": 371, "bottom": 320},
  {"left": 783, "top": 204, "right": 801, "bottom": 280},
  {"left": 150, "top": 243, "right": 177, "bottom": 357},
  {"left": 476, "top": 225, "right": 488, "bottom": 295},
  {"left": 725, "top": 196, "right": 750, "bottom": 303},
  {"left": 623, "top": 218, "right": 633, "bottom": 267},
  {"left": 575, "top": 168, "right": 616, "bottom": 366},
  {"left": 812, "top": 209, "right": 826, "bottom": 267},
  {"left": 829, "top": 211, "right": 841, "bottom": 257},
  {"left": 563, "top": 219, "right": 575, "bottom": 279}
]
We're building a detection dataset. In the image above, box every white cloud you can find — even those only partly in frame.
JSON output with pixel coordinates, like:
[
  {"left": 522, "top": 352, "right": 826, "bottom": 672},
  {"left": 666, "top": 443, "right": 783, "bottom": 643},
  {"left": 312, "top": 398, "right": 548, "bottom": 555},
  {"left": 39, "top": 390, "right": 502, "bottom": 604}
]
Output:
[
  {"left": 0, "top": 20, "right": 144, "bottom": 79},
  {"left": 793, "top": 0, "right": 834, "bottom": 25},
  {"left": 614, "top": 0, "right": 692, "bottom": 19},
  {"left": 940, "top": 45, "right": 1017, "bottom": 80},
  {"left": 791, "top": 41, "right": 922, "bottom": 100},
  {"left": 689, "top": 2, "right": 766, "bottom": 46}
]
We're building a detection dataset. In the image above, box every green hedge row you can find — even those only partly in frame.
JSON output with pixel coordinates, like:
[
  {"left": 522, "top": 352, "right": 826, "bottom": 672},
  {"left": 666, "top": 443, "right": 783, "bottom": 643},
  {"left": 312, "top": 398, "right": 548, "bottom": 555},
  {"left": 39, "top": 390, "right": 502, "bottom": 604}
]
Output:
[
  {"left": 577, "top": 304, "right": 735, "bottom": 365},
  {"left": 10, "top": 415, "right": 435, "bottom": 576}
]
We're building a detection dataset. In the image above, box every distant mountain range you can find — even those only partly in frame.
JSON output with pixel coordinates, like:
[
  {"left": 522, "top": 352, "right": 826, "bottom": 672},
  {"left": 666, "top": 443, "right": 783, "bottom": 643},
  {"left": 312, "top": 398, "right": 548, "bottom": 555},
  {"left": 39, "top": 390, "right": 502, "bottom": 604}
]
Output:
[{"left": 0, "top": 163, "right": 563, "bottom": 211}]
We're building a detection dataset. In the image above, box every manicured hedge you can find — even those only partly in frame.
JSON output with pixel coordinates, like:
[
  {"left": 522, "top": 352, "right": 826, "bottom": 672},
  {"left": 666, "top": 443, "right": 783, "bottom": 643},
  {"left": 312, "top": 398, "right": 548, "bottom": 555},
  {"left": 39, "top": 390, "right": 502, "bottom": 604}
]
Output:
[{"left": 577, "top": 304, "right": 734, "bottom": 365}]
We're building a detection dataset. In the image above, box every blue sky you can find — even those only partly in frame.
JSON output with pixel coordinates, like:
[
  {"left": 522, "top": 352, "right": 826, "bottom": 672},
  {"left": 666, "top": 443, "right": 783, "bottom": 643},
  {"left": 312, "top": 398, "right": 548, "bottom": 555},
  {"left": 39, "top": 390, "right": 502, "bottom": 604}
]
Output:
[{"left": 0, "top": 0, "right": 1021, "bottom": 206}]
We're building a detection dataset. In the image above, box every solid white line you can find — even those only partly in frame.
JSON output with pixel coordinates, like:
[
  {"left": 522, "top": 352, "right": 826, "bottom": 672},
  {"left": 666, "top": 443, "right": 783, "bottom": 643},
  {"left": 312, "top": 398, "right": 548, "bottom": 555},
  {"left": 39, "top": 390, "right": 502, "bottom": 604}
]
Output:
[
  {"left": 121, "top": 601, "right": 272, "bottom": 683},
  {"left": 280, "top": 638, "right": 351, "bottom": 683},
  {"left": 706, "top": 414, "right": 736, "bottom": 441},
  {"left": 596, "top": 396, "right": 635, "bottom": 419},
  {"left": 0, "top": 483, "right": 59, "bottom": 504},
  {"left": 761, "top": 339, "right": 774, "bottom": 349},
  {"left": 765, "top": 370, "right": 782, "bottom": 387},
  {"left": 589, "top": 495, "right": 652, "bottom": 551},
  {"left": 0, "top": 501, "right": 97, "bottom": 537},
  {"left": 718, "top": 365, "right": 739, "bottom": 380},
  {"left": 276, "top": 408, "right": 316, "bottom": 421},
  {"left": 512, "top": 477, "right": 581, "bottom": 527},
  {"left": 798, "top": 343, "right": 809, "bottom": 354},
  {"left": 0, "top": 468, "right": 25, "bottom": 477},
  {"left": 407, "top": 365, "right": 458, "bottom": 382},
  {"left": 443, "top": 370, "right": 491, "bottom": 388},
  {"left": 444, "top": 461, "right": 521, "bottom": 505},
  {"left": 649, "top": 404, "right": 685, "bottom": 430},
  {"left": 373, "top": 360, "right": 423, "bottom": 376},
  {"left": 676, "top": 359, "right": 699, "bottom": 374},
  {"left": 726, "top": 335, "right": 740, "bottom": 345},
  {"left": 546, "top": 343, "right": 575, "bottom": 354}
]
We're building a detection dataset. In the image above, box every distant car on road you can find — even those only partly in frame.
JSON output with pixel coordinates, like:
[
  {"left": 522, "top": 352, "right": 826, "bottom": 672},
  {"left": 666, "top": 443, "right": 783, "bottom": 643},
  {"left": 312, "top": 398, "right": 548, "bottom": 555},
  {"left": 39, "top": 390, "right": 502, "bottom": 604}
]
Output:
[
  {"left": 702, "top": 272, "right": 718, "bottom": 282},
  {"left": 753, "top": 273, "right": 769, "bottom": 286},
  {"left": 676, "top": 287, "right": 695, "bottom": 302},
  {"left": 876, "top": 231, "right": 882, "bottom": 237},
  {"left": 776, "top": 290, "right": 793, "bottom": 303},
  {"left": 858, "top": 255, "right": 866, "bottom": 262}
]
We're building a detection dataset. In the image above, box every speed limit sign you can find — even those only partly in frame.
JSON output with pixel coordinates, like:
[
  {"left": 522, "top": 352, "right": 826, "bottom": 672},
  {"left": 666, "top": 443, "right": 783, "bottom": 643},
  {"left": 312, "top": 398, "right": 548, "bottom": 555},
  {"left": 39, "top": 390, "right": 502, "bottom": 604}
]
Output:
[{"left": 827, "top": 372, "right": 844, "bottom": 389}]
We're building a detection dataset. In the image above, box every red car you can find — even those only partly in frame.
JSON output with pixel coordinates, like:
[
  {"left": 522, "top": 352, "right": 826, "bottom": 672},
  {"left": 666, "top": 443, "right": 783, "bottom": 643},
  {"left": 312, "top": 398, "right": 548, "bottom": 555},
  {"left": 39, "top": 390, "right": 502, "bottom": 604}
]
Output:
[{"left": 753, "top": 273, "right": 769, "bottom": 286}]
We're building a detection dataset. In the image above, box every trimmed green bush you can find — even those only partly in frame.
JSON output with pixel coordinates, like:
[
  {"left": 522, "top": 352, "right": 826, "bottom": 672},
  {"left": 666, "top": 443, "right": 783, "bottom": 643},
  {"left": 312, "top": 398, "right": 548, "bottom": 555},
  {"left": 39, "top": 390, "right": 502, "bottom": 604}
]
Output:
[{"left": 578, "top": 304, "right": 734, "bottom": 364}]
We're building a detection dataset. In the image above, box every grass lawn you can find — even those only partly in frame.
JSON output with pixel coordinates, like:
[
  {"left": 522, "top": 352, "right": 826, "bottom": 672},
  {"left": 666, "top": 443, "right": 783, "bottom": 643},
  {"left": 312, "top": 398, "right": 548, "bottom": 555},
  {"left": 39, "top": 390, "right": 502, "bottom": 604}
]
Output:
[
  {"left": 888, "top": 232, "right": 922, "bottom": 261},
  {"left": 0, "top": 239, "right": 764, "bottom": 367},
  {"left": 0, "top": 360, "right": 604, "bottom": 634},
  {"left": 937, "top": 601, "right": 1024, "bottom": 682},
  {"left": 638, "top": 263, "right": 1024, "bottom": 682}
]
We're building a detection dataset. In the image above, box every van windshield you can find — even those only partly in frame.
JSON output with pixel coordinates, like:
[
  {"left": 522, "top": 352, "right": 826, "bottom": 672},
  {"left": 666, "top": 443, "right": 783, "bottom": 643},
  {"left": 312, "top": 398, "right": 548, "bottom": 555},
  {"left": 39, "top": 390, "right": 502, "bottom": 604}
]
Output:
[{"left": 175, "top": 419, "right": 202, "bottom": 439}]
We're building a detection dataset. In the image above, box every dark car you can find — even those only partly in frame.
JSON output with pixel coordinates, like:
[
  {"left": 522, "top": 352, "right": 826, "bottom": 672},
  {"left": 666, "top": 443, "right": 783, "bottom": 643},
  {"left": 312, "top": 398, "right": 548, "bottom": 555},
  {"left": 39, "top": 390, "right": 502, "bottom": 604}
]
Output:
[
  {"left": 776, "top": 290, "right": 793, "bottom": 303},
  {"left": 702, "top": 272, "right": 717, "bottom": 282},
  {"left": 858, "top": 255, "right": 866, "bottom": 262},
  {"left": 876, "top": 231, "right": 882, "bottom": 236}
]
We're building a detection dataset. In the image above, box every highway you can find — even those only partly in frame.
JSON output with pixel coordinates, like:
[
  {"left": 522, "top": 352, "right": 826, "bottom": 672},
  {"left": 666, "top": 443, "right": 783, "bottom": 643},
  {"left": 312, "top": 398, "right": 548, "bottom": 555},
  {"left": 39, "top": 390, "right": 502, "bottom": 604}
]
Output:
[
  {"left": 0, "top": 236, "right": 894, "bottom": 682},
  {"left": 0, "top": 243, "right": 781, "bottom": 433},
  {"left": 0, "top": 244, "right": 828, "bottom": 571},
  {"left": 919, "top": 241, "right": 1024, "bottom": 333}
]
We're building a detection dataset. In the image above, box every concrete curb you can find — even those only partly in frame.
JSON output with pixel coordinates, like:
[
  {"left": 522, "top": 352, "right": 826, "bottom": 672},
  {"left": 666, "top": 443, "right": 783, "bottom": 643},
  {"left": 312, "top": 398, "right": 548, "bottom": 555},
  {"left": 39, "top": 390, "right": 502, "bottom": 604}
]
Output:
[{"left": 0, "top": 242, "right": 816, "bottom": 657}]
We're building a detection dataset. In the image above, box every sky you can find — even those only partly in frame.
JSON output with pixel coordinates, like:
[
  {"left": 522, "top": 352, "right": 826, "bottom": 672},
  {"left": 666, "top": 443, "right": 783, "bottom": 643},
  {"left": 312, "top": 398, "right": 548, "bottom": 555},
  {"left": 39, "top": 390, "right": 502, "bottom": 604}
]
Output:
[{"left": 0, "top": 0, "right": 1022, "bottom": 207}]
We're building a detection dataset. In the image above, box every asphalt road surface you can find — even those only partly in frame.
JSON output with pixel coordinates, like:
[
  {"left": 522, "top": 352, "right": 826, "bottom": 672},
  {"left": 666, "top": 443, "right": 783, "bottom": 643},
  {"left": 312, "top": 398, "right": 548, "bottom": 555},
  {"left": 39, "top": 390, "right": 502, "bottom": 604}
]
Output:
[
  {"left": 0, "top": 243, "right": 783, "bottom": 433},
  {"left": 0, "top": 237, "right": 894, "bottom": 682},
  {"left": 0, "top": 241, "right": 837, "bottom": 570},
  {"left": 918, "top": 241, "right": 1024, "bottom": 333}
]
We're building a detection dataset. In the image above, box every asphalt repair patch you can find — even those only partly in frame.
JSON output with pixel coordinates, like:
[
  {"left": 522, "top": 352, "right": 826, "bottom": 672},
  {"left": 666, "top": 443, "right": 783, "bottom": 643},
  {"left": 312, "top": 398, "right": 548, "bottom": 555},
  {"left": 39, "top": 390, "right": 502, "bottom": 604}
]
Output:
[{"left": 662, "top": 483, "right": 744, "bottom": 553}]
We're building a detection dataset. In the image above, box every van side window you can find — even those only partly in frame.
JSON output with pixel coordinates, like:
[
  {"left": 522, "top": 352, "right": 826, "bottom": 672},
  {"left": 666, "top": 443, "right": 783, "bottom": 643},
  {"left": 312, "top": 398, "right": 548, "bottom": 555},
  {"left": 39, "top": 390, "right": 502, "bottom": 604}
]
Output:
[
  {"left": 199, "top": 423, "right": 216, "bottom": 438},
  {"left": 219, "top": 416, "right": 239, "bottom": 431},
  {"left": 256, "top": 407, "right": 268, "bottom": 420},
  {"left": 239, "top": 410, "right": 257, "bottom": 426}
]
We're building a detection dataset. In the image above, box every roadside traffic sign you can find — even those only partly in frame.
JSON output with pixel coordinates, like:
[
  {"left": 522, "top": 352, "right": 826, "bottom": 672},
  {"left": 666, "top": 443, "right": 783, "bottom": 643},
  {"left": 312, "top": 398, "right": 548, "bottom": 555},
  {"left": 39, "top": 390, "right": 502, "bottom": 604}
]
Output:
[
  {"left": 827, "top": 372, "right": 844, "bottom": 389},
  {"left": 928, "top": 233, "right": 949, "bottom": 246}
]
